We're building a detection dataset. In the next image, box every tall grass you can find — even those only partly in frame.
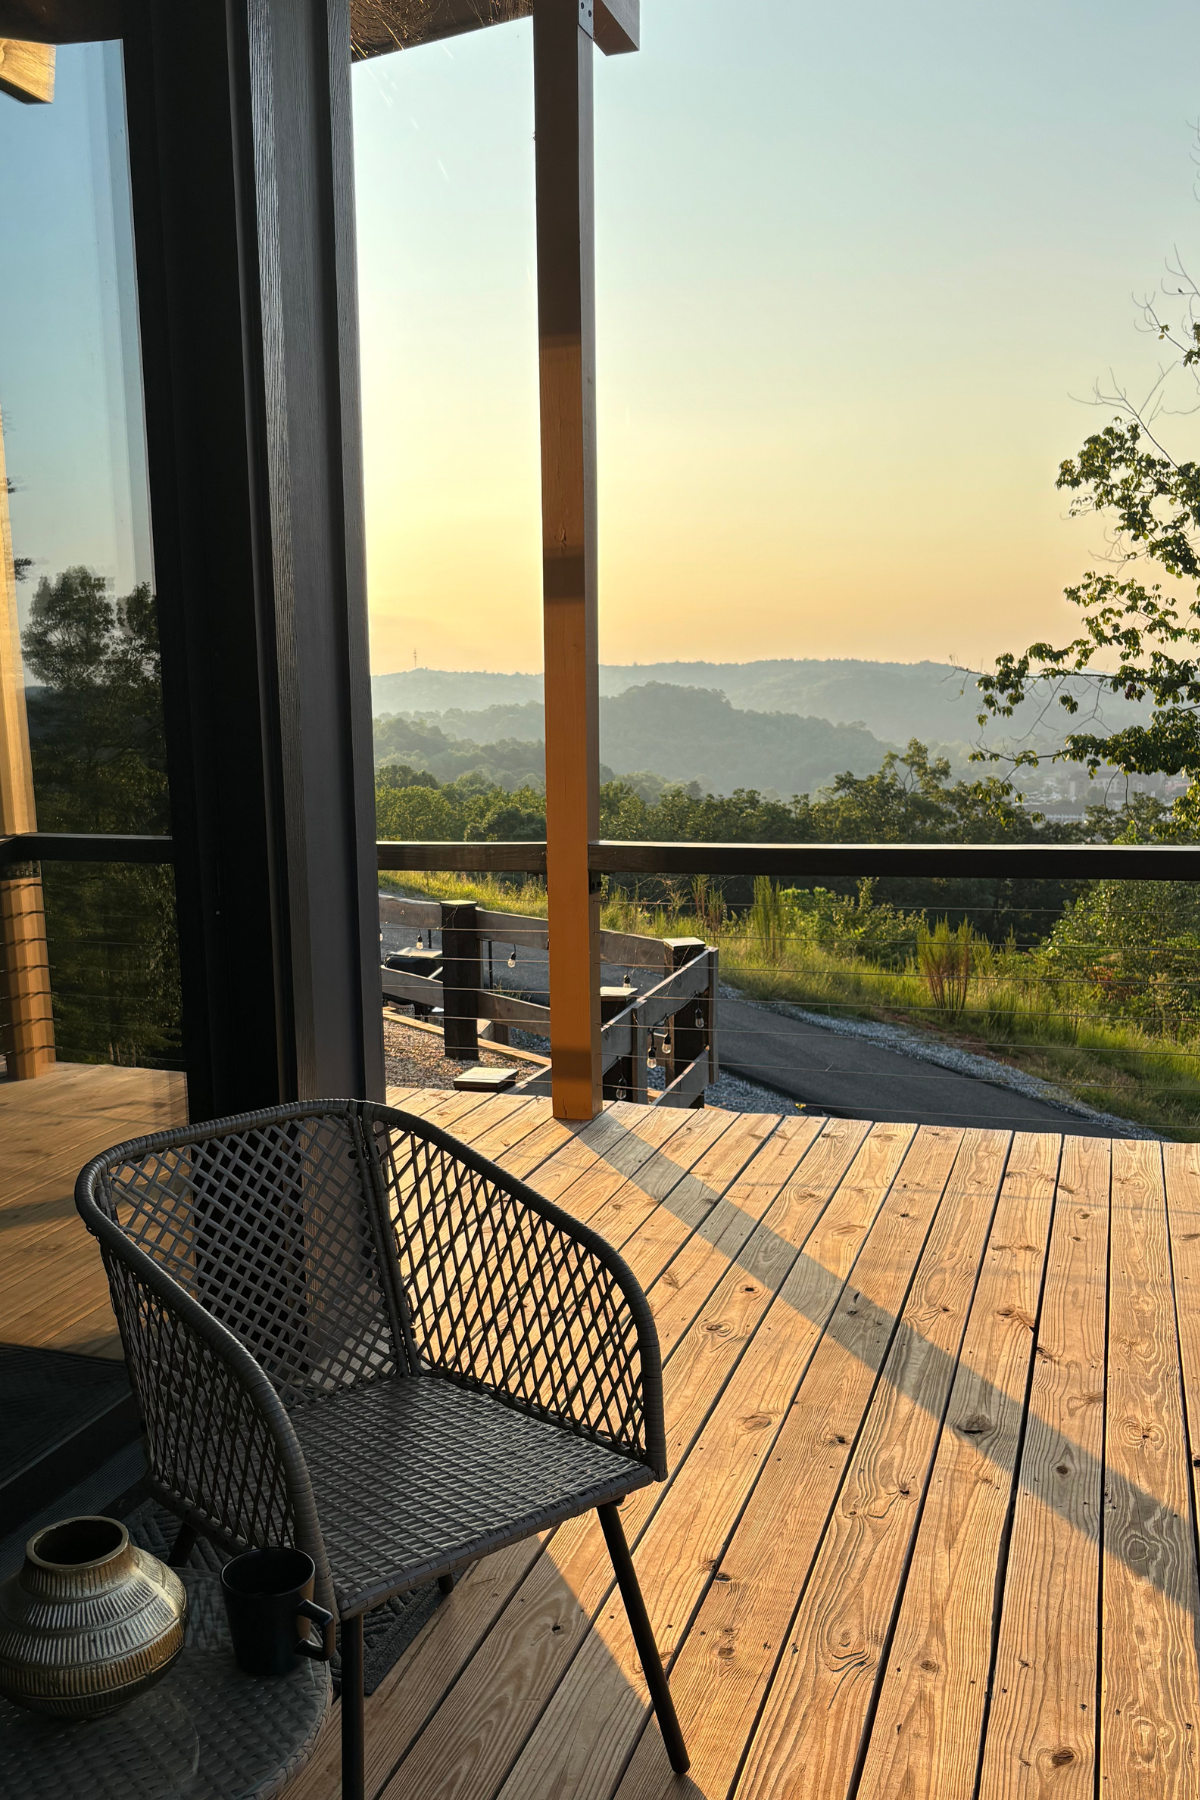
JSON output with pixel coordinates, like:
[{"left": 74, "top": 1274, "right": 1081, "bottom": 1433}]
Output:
[{"left": 917, "top": 920, "right": 973, "bottom": 1019}]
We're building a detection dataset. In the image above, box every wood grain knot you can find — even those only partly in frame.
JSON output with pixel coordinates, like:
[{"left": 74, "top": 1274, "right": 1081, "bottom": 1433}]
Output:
[
  {"left": 958, "top": 1414, "right": 991, "bottom": 1435},
  {"left": 1049, "top": 1747, "right": 1075, "bottom": 1766}
]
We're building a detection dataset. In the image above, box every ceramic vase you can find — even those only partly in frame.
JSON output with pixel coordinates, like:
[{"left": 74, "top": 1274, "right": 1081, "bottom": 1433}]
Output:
[{"left": 0, "top": 1515, "right": 188, "bottom": 1718}]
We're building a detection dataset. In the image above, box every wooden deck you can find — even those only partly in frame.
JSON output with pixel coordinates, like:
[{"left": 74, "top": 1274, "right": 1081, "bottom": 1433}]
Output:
[
  {"left": 283, "top": 1087, "right": 1200, "bottom": 1800},
  {"left": 0, "top": 1061, "right": 187, "bottom": 1356}
]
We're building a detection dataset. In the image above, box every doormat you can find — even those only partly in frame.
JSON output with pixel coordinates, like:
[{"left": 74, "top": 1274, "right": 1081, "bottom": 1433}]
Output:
[{"left": 123, "top": 1498, "right": 446, "bottom": 1696}]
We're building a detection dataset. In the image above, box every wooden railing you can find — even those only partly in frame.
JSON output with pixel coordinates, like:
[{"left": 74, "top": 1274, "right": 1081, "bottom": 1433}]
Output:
[{"left": 379, "top": 894, "right": 718, "bottom": 1108}]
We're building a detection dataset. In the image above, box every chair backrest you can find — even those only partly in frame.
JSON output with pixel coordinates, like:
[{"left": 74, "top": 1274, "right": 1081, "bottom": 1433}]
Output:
[{"left": 82, "top": 1103, "right": 407, "bottom": 1410}]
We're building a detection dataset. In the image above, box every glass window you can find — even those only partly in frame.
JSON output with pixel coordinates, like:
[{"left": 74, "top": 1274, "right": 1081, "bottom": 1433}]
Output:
[{"left": 0, "top": 41, "right": 181, "bottom": 1081}]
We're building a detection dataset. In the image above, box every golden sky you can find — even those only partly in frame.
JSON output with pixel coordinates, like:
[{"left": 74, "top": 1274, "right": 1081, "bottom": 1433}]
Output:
[{"left": 352, "top": 0, "right": 1200, "bottom": 678}]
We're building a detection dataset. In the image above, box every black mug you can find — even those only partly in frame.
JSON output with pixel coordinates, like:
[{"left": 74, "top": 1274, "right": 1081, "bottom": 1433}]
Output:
[{"left": 220, "top": 1547, "right": 333, "bottom": 1677}]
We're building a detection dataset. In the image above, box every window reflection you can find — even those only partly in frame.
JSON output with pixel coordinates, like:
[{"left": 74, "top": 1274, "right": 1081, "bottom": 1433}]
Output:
[{"left": 0, "top": 41, "right": 180, "bottom": 1075}]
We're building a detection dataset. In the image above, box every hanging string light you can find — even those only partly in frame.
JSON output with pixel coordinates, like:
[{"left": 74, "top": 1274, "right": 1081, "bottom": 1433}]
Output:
[{"left": 508, "top": 946, "right": 518, "bottom": 970}]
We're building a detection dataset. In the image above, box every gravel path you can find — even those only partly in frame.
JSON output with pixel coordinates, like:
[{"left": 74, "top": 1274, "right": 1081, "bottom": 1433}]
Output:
[{"left": 384, "top": 1015, "right": 530, "bottom": 1091}]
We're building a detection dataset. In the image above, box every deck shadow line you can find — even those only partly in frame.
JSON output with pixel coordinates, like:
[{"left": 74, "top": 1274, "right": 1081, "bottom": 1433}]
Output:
[{"left": 591, "top": 1124, "right": 1198, "bottom": 1625}]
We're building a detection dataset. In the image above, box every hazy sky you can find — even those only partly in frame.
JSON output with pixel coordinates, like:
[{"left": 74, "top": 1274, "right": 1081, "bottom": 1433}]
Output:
[
  {"left": 0, "top": 44, "right": 149, "bottom": 607},
  {"left": 352, "top": 0, "right": 1200, "bottom": 677}
]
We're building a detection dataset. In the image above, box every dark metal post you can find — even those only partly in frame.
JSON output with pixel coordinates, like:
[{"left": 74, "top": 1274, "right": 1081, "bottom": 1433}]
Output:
[
  {"left": 440, "top": 901, "right": 480, "bottom": 1060},
  {"left": 597, "top": 1502, "right": 689, "bottom": 1774},
  {"left": 341, "top": 1610, "right": 365, "bottom": 1800},
  {"left": 122, "top": 0, "right": 383, "bottom": 1119}
]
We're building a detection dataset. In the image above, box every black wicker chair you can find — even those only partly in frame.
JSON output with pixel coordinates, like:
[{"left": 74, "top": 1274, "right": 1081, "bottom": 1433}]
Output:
[{"left": 75, "top": 1099, "right": 687, "bottom": 1796}]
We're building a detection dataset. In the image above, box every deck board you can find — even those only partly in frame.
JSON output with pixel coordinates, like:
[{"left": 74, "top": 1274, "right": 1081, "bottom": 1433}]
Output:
[{"left": 1101, "top": 1142, "right": 1200, "bottom": 1797}]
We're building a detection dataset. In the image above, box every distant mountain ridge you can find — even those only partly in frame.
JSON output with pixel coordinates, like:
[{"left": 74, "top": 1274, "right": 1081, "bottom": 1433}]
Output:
[
  {"left": 372, "top": 656, "right": 1146, "bottom": 751},
  {"left": 374, "top": 681, "right": 894, "bottom": 798}
]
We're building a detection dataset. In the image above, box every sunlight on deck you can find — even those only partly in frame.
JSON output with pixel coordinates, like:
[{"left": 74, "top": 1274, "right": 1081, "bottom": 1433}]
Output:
[{"left": 278, "top": 1089, "right": 1200, "bottom": 1800}]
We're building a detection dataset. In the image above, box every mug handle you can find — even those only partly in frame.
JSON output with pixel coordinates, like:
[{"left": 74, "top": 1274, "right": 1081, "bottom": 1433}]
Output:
[{"left": 296, "top": 1598, "right": 334, "bottom": 1661}]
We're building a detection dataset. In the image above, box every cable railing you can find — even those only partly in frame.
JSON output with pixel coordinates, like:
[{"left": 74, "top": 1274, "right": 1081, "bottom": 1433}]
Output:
[{"left": 8, "top": 832, "right": 1199, "bottom": 1135}]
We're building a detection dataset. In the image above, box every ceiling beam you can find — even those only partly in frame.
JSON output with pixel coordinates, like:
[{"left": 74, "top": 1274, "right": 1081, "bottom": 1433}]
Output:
[
  {"left": 349, "top": 0, "right": 637, "bottom": 61},
  {"left": 0, "top": 35, "right": 53, "bottom": 99},
  {"left": 593, "top": 0, "right": 636, "bottom": 54}
]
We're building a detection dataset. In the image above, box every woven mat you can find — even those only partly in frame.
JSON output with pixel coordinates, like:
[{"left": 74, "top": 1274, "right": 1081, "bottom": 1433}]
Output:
[{"left": 123, "top": 1499, "right": 444, "bottom": 1696}]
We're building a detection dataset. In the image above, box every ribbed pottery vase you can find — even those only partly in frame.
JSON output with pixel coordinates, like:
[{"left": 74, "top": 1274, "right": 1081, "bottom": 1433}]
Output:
[{"left": 0, "top": 1515, "right": 188, "bottom": 1718}]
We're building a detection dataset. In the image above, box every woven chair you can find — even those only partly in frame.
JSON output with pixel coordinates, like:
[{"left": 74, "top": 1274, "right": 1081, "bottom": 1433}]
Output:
[{"left": 75, "top": 1099, "right": 688, "bottom": 1797}]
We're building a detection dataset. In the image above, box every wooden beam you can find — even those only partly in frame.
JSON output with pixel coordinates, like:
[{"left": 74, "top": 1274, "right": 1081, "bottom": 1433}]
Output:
[
  {"left": 534, "top": 0, "right": 600, "bottom": 1121},
  {"left": 0, "top": 404, "right": 54, "bottom": 1076},
  {"left": 0, "top": 36, "right": 52, "bottom": 100},
  {"left": 594, "top": 0, "right": 636, "bottom": 55},
  {"left": 348, "top": 0, "right": 637, "bottom": 61}
]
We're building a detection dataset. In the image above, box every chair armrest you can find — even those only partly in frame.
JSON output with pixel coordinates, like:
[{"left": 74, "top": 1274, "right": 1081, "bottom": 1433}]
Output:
[
  {"left": 78, "top": 1189, "right": 335, "bottom": 1619},
  {"left": 361, "top": 1104, "right": 667, "bottom": 1478}
]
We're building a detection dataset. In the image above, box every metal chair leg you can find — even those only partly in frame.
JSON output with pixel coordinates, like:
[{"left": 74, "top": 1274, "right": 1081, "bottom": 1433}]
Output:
[
  {"left": 598, "top": 1503, "right": 689, "bottom": 1775},
  {"left": 341, "top": 1612, "right": 365, "bottom": 1800},
  {"left": 168, "top": 1522, "right": 197, "bottom": 1567},
  {"left": 437, "top": 1573, "right": 455, "bottom": 1595}
]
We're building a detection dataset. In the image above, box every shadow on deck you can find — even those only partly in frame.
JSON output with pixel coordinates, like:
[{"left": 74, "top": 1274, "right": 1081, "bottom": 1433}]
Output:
[{"left": 285, "top": 1086, "right": 1200, "bottom": 1800}]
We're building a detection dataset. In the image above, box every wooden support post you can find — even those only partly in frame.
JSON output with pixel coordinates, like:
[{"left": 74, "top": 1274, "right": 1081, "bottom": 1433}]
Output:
[
  {"left": 0, "top": 402, "right": 54, "bottom": 1078},
  {"left": 534, "top": 0, "right": 601, "bottom": 1120},
  {"left": 439, "top": 901, "right": 480, "bottom": 1061}
]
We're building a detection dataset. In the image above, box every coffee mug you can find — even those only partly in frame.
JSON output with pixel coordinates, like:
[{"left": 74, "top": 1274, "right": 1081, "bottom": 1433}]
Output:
[{"left": 220, "top": 1547, "right": 333, "bottom": 1678}]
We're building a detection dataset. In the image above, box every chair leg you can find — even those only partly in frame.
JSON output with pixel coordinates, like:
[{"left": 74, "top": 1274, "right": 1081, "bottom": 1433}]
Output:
[
  {"left": 597, "top": 1503, "right": 689, "bottom": 1775},
  {"left": 168, "top": 1523, "right": 197, "bottom": 1567},
  {"left": 341, "top": 1612, "right": 365, "bottom": 1800},
  {"left": 437, "top": 1573, "right": 455, "bottom": 1595}
]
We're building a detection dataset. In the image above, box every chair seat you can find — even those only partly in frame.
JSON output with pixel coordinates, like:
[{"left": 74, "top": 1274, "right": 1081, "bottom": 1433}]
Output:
[{"left": 289, "top": 1373, "right": 654, "bottom": 1617}]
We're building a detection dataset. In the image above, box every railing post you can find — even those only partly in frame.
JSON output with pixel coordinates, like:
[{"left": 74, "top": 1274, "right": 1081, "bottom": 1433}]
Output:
[
  {"left": 534, "top": 0, "right": 602, "bottom": 1121},
  {"left": 704, "top": 946, "right": 720, "bottom": 1086},
  {"left": 601, "top": 987, "right": 646, "bottom": 1105},
  {"left": 440, "top": 901, "right": 480, "bottom": 1062},
  {"left": 662, "top": 937, "right": 706, "bottom": 1102}
]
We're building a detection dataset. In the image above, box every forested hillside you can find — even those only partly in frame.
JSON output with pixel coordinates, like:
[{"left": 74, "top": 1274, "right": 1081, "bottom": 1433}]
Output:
[
  {"left": 372, "top": 656, "right": 1148, "bottom": 755},
  {"left": 375, "top": 681, "right": 893, "bottom": 797}
]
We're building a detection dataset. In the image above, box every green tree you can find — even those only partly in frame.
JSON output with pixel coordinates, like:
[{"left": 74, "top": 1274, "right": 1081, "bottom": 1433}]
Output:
[
  {"left": 21, "top": 567, "right": 180, "bottom": 1067},
  {"left": 975, "top": 229, "right": 1200, "bottom": 841},
  {"left": 1042, "top": 880, "right": 1200, "bottom": 1036}
]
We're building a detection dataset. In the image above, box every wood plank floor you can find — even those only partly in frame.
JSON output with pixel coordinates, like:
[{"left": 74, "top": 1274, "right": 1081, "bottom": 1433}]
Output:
[
  {"left": 0, "top": 1061, "right": 187, "bottom": 1356},
  {"left": 283, "top": 1091, "right": 1200, "bottom": 1800}
]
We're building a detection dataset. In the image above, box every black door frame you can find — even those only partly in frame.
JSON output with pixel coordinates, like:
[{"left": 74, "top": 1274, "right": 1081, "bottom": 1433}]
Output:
[{"left": 118, "top": 0, "right": 382, "bottom": 1117}]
